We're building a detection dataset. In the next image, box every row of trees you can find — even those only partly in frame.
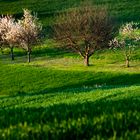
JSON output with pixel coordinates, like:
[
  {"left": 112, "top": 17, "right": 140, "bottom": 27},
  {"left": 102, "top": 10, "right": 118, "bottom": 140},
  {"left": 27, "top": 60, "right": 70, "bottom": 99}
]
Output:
[
  {"left": 0, "top": 6, "right": 139, "bottom": 66},
  {"left": 53, "top": 6, "right": 139, "bottom": 67},
  {"left": 0, "top": 9, "right": 42, "bottom": 62}
]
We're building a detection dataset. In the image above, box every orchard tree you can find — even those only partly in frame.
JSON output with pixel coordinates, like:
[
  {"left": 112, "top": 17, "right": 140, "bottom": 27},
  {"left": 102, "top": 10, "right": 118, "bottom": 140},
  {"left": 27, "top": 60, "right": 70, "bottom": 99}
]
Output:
[
  {"left": 0, "top": 22, "right": 3, "bottom": 54},
  {"left": 0, "top": 16, "right": 19, "bottom": 60},
  {"left": 19, "top": 9, "right": 42, "bottom": 62},
  {"left": 109, "top": 22, "right": 140, "bottom": 67},
  {"left": 0, "top": 9, "right": 42, "bottom": 62},
  {"left": 53, "top": 6, "right": 115, "bottom": 66}
]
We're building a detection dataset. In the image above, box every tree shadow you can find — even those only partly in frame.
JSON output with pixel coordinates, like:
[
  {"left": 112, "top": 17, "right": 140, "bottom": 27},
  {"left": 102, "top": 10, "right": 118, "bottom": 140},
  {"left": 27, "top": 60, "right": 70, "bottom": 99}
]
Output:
[
  {"left": 0, "top": 46, "right": 75, "bottom": 64},
  {"left": 33, "top": 46, "right": 74, "bottom": 59},
  {"left": 34, "top": 72, "right": 140, "bottom": 95},
  {"left": 1, "top": 71, "right": 140, "bottom": 101},
  {"left": 0, "top": 0, "right": 19, "bottom": 2},
  {"left": 0, "top": 94, "right": 139, "bottom": 139}
]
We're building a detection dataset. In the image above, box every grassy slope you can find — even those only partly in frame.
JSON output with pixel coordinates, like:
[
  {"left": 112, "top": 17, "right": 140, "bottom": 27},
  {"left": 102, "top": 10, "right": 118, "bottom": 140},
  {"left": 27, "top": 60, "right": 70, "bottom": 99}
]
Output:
[
  {"left": 0, "top": 85, "right": 140, "bottom": 139},
  {"left": 0, "top": 45, "right": 140, "bottom": 139},
  {"left": 0, "top": 0, "right": 140, "bottom": 139},
  {"left": 0, "top": 0, "right": 140, "bottom": 25}
]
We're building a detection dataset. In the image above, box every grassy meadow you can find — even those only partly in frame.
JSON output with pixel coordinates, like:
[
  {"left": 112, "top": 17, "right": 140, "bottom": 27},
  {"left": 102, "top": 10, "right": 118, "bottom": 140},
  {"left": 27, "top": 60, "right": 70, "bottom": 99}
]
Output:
[
  {"left": 0, "top": 0, "right": 140, "bottom": 26},
  {"left": 0, "top": 44, "right": 140, "bottom": 139},
  {"left": 0, "top": 0, "right": 140, "bottom": 139}
]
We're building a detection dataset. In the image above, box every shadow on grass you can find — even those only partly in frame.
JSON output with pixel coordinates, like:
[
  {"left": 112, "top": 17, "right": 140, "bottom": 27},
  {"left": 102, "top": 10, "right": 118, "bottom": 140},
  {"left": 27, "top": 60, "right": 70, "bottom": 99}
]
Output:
[
  {"left": 0, "top": 46, "right": 75, "bottom": 64},
  {"left": 1, "top": 71, "right": 140, "bottom": 101},
  {"left": 34, "top": 72, "right": 140, "bottom": 95},
  {"left": 0, "top": 0, "right": 19, "bottom": 2},
  {"left": 33, "top": 46, "right": 75, "bottom": 59},
  {"left": 0, "top": 94, "right": 140, "bottom": 139}
]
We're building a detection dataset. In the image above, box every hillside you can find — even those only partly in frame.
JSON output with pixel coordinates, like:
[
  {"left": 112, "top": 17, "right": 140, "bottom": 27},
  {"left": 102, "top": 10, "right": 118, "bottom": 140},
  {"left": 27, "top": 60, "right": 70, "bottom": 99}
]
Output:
[
  {"left": 0, "top": 45, "right": 140, "bottom": 139},
  {"left": 0, "top": 0, "right": 140, "bottom": 26},
  {"left": 0, "top": 0, "right": 140, "bottom": 139}
]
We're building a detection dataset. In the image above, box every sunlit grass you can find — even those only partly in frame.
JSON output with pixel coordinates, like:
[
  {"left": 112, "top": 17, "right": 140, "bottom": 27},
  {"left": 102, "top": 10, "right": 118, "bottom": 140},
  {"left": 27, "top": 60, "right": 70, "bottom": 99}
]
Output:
[
  {"left": 0, "top": 83, "right": 140, "bottom": 139},
  {"left": 0, "top": 0, "right": 140, "bottom": 138},
  {"left": 0, "top": 44, "right": 140, "bottom": 139}
]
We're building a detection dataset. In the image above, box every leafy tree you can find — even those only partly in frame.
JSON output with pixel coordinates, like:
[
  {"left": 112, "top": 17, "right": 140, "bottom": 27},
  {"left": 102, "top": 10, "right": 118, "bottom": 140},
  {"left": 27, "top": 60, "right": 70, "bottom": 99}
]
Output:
[
  {"left": 109, "top": 23, "right": 140, "bottom": 67},
  {"left": 53, "top": 5, "right": 115, "bottom": 66}
]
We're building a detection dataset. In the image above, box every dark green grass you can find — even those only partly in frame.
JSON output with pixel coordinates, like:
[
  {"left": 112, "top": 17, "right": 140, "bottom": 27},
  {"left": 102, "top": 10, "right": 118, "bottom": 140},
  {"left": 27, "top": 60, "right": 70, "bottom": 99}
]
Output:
[
  {"left": 0, "top": 0, "right": 140, "bottom": 26},
  {"left": 0, "top": 84, "right": 140, "bottom": 139},
  {"left": 0, "top": 0, "right": 140, "bottom": 139},
  {"left": 0, "top": 64, "right": 140, "bottom": 96},
  {"left": 0, "top": 46, "right": 140, "bottom": 139},
  {"left": 0, "top": 44, "right": 140, "bottom": 96}
]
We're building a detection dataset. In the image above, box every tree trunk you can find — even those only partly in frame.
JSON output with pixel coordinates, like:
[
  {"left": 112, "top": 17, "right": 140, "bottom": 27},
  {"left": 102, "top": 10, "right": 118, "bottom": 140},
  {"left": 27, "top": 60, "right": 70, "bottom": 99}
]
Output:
[
  {"left": 27, "top": 51, "right": 31, "bottom": 63},
  {"left": 0, "top": 47, "right": 4, "bottom": 54},
  {"left": 11, "top": 47, "right": 14, "bottom": 61},
  {"left": 126, "top": 58, "right": 130, "bottom": 67},
  {"left": 84, "top": 55, "right": 89, "bottom": 66}
]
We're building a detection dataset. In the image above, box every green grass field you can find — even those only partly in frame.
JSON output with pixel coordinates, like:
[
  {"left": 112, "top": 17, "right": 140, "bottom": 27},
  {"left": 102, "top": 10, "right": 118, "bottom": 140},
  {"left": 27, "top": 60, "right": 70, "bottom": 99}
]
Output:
[
  {"left": 0, "top": 44, "right": 140, "bottom": 139},
  {"left": 0, "top": 0, "right": 140, "bottom": 26},
  {"left": 0, "top": 0, "right": 140, "bottom": 139}
]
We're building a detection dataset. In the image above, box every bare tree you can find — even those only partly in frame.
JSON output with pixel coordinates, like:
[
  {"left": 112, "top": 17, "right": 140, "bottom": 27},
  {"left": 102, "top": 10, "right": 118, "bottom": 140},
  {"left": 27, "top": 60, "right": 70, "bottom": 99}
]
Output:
[
  {"left": 53, "top": 5, "right": 115, "bottom": 66},
  {"left": 109, "top": 23, "right": 140, "bottom": 67},
  {"left": 19, "top": 9, "right": 42, "bottom": 63}
]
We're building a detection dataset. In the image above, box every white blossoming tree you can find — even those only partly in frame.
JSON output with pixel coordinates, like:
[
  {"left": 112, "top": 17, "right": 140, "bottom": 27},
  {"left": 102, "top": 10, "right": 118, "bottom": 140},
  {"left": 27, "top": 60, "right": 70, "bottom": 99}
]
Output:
[
  {"left": 19, "top": 9, "right": 42, "bottom": 63},
  {"left": 109, "top": 22, "right": 140, "bottom": 67},
  {"left": 0, "top": 16, "right": 20, "bottom": 60},
  {"left": 0, "top": 9, "right": 42, "bottom": 62}
]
